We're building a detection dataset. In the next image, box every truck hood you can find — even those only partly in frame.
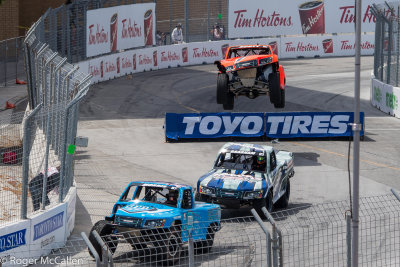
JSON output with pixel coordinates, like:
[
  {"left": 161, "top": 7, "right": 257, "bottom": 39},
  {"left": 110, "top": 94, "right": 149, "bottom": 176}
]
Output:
[
  {"left": 199, "top": 169, "right": 266, "bottom": 191},
  {"left": 115, "top": 202, "right": 179, "bottom": 218}
]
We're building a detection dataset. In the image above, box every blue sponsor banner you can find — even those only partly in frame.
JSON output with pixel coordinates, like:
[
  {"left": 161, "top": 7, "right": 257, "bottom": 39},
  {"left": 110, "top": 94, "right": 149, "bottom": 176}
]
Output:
[
  {"left": 33, "top": 211, "right": 64, "bottom": 241},
  {"left": 165, "top": 113, "right": 265, "bottom": 140},
  {"left": 0, "top": 229, "right": 27, "bottom": 252},
  {"left": 265, "top": 112, "right": 364, "bottom": 138}
]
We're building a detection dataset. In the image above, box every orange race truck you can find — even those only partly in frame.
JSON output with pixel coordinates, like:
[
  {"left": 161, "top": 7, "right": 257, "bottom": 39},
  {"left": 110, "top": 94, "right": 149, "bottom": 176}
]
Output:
[{"left": 214, "top": 45, "right": 286, "bottom": 110}]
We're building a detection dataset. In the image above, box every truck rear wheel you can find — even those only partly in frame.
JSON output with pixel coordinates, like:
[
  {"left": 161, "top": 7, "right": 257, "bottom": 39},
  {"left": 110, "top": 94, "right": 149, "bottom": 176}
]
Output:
[
  {"left": 274, "top": 88, "right": 285, "bottom": 108},
  {"left": 269, "top": 72, "right": 281, "bottom": 106},
  {"left": 217, "top": 73, "right": 229, "bottom": 104},
  {"left": 88, "top": 220, "right": 118, "bottom": 259},
  {"left": 222, "top": 92, "right": 234, "bottom": 110}
]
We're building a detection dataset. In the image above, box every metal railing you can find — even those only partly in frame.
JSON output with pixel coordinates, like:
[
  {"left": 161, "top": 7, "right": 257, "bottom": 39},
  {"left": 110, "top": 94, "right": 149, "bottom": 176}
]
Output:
[
  {"left": 372, "top": 2, "right": 400, "bottom": 86},
  {"left": 0, "top": 192, "right": 398, "bottom": 266},
  {"left": 0, "top": 3, "right": 91, "bottom": 225},
  {"left": 0, "top": 36, "right": 26, "bottom": 86}
]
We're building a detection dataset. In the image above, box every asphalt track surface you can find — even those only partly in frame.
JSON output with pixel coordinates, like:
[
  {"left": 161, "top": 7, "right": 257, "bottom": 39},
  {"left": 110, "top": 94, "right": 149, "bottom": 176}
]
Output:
[{"left": 73, "top": 55, "right": 400, "bottom": 238}]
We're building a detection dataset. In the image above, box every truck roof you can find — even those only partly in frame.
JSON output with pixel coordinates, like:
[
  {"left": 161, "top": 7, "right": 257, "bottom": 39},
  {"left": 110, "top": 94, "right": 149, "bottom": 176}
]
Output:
[
  {"left": 219, "top": 142, "right": 274, "bottom": 155},
  {"left": 128, "top": 181, "right": 191, "bottom": 189}
]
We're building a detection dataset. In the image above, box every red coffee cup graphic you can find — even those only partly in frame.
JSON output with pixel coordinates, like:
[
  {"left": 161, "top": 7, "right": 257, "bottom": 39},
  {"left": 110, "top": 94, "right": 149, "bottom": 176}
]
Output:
[
  {"left": 100, "top": 61, "right": 104, "bottom": 78},
  {"left": 110, "top": 13, "right": 118, "bottom": 52},
  {"left": 221, "top": 44, "right": 229, "bottom": 58},
  {"left": 117, "top": 57, "right": 120, "bottom": 73},
  {"left": 322, "top": 38, "right": 333, "bottom": 53},
  {"left": 153, "top": 51, "right": 158, "bottom": 67},
  {"left": 384, "top": 38, "right": 393, "bottom": 51},
  {"left": 298, "top": 1, "right": 325, "bottom": 34},
  {"left": 269, "top": 41, "right": 278, "bottom": 55},
  {"left": 144, "top": 9, "right": 154, "bottom": 46},
  {"left": 182, "top": 47, "right": 188, "bottom": 63},
  {"left": 133, "top": 54, "right": 136, "bottom": 70}
]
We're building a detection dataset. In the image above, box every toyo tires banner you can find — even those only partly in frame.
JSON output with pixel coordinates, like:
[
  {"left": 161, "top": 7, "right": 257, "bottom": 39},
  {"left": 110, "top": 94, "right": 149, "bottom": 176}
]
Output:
[
  {"left": 165, "top": 113, "right": 265, "bottom": 140},
  {"left": 165, "top": 112, "right": 364, "bottom": 140},
  {"left": 265, "top": 112, "right": 364, "bottom": 138},
  {"left": 228, "top": 0, "right": 390, "bottom": 38},
  {"left": 86, "top": 3, "right": 156, "bottom": 57}
]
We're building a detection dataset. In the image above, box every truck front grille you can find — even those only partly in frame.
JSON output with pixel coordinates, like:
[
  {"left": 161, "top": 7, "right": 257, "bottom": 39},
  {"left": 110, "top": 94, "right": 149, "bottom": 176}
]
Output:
[{"left": 115, "top": 216, "right": 143, "bottom": 228}]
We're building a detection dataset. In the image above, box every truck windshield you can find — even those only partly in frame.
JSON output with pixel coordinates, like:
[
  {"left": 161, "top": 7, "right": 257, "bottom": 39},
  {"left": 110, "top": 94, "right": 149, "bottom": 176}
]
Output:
[
  {"left": 130, "top": 186, "right": 179, "bottom": 207},
  {"left": 214, "top": 152, "right": 266, "bottom": 172},
  {"left": 229, "top": 48, "right": 270, "bottom": 58}
]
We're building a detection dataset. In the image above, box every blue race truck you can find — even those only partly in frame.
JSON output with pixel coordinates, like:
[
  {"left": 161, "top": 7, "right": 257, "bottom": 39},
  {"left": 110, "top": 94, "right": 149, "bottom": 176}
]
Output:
[
  {"left": 196, "top": 143, "right": 294, "bottom": 215},
  {"left": 89, "top": 181, "right": 221, "bottom": 264}
]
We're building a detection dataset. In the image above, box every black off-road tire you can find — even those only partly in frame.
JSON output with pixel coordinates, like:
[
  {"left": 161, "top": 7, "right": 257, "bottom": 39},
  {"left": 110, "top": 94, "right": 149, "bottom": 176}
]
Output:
[
  {"left": 160, "top": 225, "right": 182, "bottom": 265},
  {"left": 88, "top": 220, "right": 118, "bottom": 259},
  {"left": 275, "top": 180, "right": 290, "bottom": 209},
  {"left": 222, "top": 92, "right": 234, "bottom": 110},
  {"left": 254, "top": 191, "right": 274, "bottom": 219},
  {"left": 194, "top": 225, "right": 216, "bottom": 254},
  {"left": 269, "top": 72, "right": 281, "bottom": 105},
  {"left": 123, "top": 231, "right": 148, "bottom": 251},
  {"left": 274, "top": 88, "right": 285, "bottom": 108},
  {"left": 217, "top": 73, "right": 229, "bottom": 104}
]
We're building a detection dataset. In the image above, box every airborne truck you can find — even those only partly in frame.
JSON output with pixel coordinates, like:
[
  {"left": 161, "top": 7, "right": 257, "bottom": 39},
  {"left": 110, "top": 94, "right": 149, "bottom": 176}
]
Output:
[{"left": 214, "top": 45, "right": 286, "bottom": 110}]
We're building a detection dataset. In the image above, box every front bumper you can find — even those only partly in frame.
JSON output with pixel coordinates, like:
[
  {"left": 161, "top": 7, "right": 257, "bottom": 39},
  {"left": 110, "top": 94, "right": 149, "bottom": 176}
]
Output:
[{"left": 198, "top": 190, "right": 263, "bottom": 208}]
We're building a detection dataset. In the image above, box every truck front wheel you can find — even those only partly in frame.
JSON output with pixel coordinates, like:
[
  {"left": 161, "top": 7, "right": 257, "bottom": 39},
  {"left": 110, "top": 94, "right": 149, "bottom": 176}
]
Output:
[
  {"left": 269, "top": 72, "right": 281, "bottom": 106},
  {"left": 194, "top": 225, "right": 216, "bottom": 254},
  {"left": 161, "top": 225, "right": 182, "bottom": 264},
  {"left": 88, "top": 220, "right": 118, "bottom": 259},
  {"left": 254, "top": 191, "right": 274, "bottom": 219},
  {"left": 217, "top": 73, "right": 229, "bottom": 104}
]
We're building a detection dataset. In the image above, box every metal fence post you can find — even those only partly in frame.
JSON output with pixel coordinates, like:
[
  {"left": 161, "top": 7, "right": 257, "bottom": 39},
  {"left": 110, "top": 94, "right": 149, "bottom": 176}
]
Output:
[
  {"left": 81, "top": 232, "right": 101, "bottom": 266},
  {"left": 184, "top": 0, "right": 189, "bottom": 43},
  {"left": 4, "top": 40, "right": 7, "bottom": 86},
  {"left": 188, "top": 231, "right": 195, "bottom": 267},
  {"left": 387, "top": 20, "right": 393, "bottom": 84},
  {"left": 391, "top": 188, "right": 400, "bottom": 201},
  {"left": 21, "top": 104, "right": 43, "bottom": 219},
  {"left": 250, "top": 209, "right": 272, "bottom": 267},
  {"left": 15, "top": 38, "right": 18, "bottom": 83},
  {"left": 262, "top": 207, "right": 282, "bottom": 267},
  {"left": 397, "top": 6, "right": 400, "bottom": 87},
  {"left": 59, "top": 80, "right": 90, "bottom": 202},
  {"left": 92, "top": 230, "right": 114, "bottom": 267},
  {"left": 41, "top": 53, "right": 61, "bottom": 210},
  {"left": 347, "top": 214, "right": 352, "bottom": 267}
]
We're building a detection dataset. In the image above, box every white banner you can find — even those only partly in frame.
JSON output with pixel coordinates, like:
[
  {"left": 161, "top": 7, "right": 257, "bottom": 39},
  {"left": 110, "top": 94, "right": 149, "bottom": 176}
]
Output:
[
  {"left": 371, "top": 77, "right": 400, "bottom": 117},
  {"left": 280, "top": 34, "right": 375, "bottom": 58},
  {"left": 228, "top": 0, "right": 389, "bottom": 38},
  {"left": 87, "top": 3, "right": 156, "bottom": 57},
  {"left": 80, "top": 33, "right": 375, "bottom": 84},
  {"left": 0, "top": 220, "right": 31, "bottom": 265},
  {"left": 29, "top": 203, "right": 67, "bottom": 259}
]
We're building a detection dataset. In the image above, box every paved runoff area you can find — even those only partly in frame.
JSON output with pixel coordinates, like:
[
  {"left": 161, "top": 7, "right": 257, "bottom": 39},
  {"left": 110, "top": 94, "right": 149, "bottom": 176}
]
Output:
[{"left": 70, "top": 55, "right": 400, "bottom": 240}]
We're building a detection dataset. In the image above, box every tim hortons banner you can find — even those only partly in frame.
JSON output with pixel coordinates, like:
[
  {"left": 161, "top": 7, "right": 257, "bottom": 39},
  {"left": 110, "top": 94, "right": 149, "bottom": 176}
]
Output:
[
  {"left": 87, "top": 3, "right": 156, "bottom": 57},
  {"left": 228, "top": 0, "right": 389, "bottom": 38}
]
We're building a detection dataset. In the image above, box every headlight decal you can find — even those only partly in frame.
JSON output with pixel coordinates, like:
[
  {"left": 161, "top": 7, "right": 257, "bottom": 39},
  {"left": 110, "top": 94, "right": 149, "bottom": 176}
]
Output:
[
  {"left": 259, "top": 57, "right": 273, "bottom": 65},
  {"left": 143, "top": 219, "right": 166, "bottom": 228}
]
